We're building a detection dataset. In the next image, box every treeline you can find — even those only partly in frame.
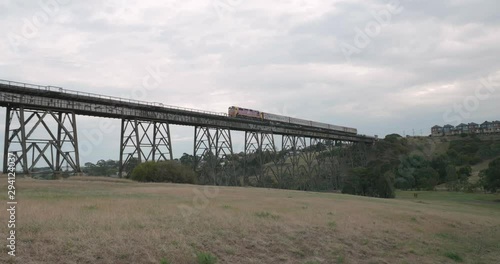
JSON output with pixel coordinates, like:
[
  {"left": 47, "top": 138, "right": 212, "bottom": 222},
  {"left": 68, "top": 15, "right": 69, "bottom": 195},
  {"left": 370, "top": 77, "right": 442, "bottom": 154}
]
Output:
[
  {"left": 81, "top": 133, "right": 500, "bottom": 197},
  {"left": 342, "top": 134, "right": 500, "bottom": 198},
  {"left": 400, "top": 134, "right": 500, "bottom": 192},
  {"left": 83, "top": 160, "right": 119, "bottom": 176}
]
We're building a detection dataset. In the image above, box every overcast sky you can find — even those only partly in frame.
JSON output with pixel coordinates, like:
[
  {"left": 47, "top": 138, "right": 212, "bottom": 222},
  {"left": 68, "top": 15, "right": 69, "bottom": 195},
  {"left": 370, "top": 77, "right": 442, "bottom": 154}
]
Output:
[{"left": 1, "top": 0, "right": 499, "bottom": 165}]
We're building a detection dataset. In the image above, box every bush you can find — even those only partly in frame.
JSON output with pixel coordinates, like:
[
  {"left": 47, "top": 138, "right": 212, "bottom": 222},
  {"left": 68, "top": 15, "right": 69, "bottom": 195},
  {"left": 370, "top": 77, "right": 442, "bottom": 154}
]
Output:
[
  {"left": 129, "top": 161, "right": 157, "bottom": 182},
  {"left": 130, "top": 161, "right": 196, "bottom": 183}
]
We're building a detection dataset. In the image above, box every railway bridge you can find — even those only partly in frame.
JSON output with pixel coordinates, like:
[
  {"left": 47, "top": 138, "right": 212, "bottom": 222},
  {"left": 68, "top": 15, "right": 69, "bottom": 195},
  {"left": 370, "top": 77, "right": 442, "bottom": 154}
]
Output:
[{"left": 0, "top": 79, "right": 375, "bottom": 186}]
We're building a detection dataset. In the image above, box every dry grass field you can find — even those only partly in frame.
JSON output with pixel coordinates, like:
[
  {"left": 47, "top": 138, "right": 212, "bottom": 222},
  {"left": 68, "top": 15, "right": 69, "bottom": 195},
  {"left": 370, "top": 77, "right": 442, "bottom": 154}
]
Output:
[{"left": 1, "top": 176, "right": 499, "bottom": 264}]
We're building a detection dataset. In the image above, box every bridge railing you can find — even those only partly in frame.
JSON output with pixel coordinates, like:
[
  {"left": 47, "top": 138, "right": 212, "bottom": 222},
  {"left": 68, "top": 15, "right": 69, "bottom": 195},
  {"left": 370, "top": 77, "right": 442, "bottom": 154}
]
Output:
[{"left": 0, "top": 79, "right": 227, "bottom": 117}]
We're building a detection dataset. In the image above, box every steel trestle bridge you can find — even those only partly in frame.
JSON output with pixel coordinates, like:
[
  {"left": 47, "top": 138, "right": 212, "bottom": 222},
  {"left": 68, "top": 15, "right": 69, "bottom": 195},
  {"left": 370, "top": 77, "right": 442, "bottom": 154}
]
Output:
[{"left": 0, "top": 79, "right": 375, "bottom": 182}]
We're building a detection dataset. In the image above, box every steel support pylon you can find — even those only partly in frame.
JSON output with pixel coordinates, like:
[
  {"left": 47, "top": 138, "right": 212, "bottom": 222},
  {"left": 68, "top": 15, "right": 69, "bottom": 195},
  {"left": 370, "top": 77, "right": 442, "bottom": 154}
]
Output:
[
  {"left": 193, "top": 126, "right": 234, "bottom": 185},
  {"left": 119, "top": 119, "right": 173, "bottom": 177},
  {"left": 244, "top": 131, "right": 276, "bottom": 187},
  {"left": 2, "top": 107, "right": 80, "bottom": 176},
  {"left": 322, "top": 140, "right": 342, "bottom": 190}
]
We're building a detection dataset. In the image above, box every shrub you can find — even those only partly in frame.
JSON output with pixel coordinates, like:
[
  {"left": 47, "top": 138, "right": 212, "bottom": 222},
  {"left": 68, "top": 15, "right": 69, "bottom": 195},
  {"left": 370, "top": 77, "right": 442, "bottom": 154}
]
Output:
[
  {"left": 130, "top": 161, "right": 196, "bottom": 183},
  {"left": 129, "top": 161, "right": 157, "bottom": 182}
]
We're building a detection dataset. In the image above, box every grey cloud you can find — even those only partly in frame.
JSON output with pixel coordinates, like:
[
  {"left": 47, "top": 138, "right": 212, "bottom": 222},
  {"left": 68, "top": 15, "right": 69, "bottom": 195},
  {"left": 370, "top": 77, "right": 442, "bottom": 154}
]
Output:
[{"left": 0, "top": 0, "right": 499, "bottom": 160}]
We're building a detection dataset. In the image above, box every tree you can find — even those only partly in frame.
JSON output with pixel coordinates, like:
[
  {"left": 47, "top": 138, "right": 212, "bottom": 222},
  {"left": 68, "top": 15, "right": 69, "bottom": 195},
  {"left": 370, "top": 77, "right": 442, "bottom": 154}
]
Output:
[
  {"left": 445, "top": 165, "right": 459, "bottom": 191},
  {"left": 397, "top": 155, "right": 430, "bottom": 190},
  {"left": 82, "top": 160, "right": 118, "bottom": 176},
  {"left": 342, "top": 165, "right": 395, "bottom": 198},
  {"left": 480, "top": 158, "right": 500, "bottom": 193},
  {"left": 342, "top": 167, "right": 367, "bottom": 196},
  {"left": 376, "top": 171, "right": 396, "bottom": 198},
  {"left": 180, "top": 153, "right": 195, "bottom": 168},
  {"left": 414, "top": 167, "right": 439, "bottom": 190},
  {"left": 431, "top": 155, "right": 452, "bottom": 184}
]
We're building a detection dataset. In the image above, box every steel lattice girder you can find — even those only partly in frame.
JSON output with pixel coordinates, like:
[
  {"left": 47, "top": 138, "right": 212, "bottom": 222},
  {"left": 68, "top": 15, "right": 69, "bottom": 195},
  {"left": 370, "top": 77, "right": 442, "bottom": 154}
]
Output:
[
  {"left": 119, "top": 119, "right": 173, "bottom": 177},
  {"left": 243, "top": 131, "right": 277, "bottom": 186},
  {"left": 322, "top": 140, "right": 342, "bottom": 189},
  {"left": 2, "top": 107, "right": 80, "bottom": 174},
  {"left": 193, "top": 126, "right": 234, "bottom": 185}
]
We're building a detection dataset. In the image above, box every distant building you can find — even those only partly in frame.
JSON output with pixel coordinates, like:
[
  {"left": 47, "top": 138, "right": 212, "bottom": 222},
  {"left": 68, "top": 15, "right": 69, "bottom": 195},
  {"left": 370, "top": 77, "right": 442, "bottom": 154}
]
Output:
[
  {"left": 431, "top": 125, "right": 443, "bottom": 136},
  {"left": 494, "top": 121, "right": 500, "bottom": 132},
  {"left": 456, "top": 123, "right": 468, "bottom": 134},
  {"left": 469, "top": 122, "right": 479, "bottom": 133},
  {"left": 443, "top": 124, "right": 455, "bottom": 135},
  {"left": 431, "top": 120, "right": 500, "bottom": 136},
  {"left": 480, "top": 121, "right": 492, "bottom": 132}
]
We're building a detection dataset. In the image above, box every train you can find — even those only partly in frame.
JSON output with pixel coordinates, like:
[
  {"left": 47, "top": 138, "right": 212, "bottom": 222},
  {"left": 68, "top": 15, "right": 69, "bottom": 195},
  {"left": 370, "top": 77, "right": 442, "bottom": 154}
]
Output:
[{"left": 228, "top": 106, "right": 358, "bottom": 134}]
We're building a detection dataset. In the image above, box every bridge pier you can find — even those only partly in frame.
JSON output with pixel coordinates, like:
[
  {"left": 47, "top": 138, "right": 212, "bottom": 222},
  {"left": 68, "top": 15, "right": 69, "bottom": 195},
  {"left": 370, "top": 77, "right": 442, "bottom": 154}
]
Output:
[
  {"left": 193, "top": 126, "right": 234, "bottom": 185},
  {"left": 266, "top": 135, "right": 296, "bottom": 188},
  {"left": 322, "top": 140, "right": 341, "bottom": 190},
  {"left": 2, "top": 106, "right": 80, "bottom": 175},
  {"left": 119, "top": 119, "right": 173, "bottom": 177},
  {"left": 244, "top": 131, "right": 276, "bottom": 187}
]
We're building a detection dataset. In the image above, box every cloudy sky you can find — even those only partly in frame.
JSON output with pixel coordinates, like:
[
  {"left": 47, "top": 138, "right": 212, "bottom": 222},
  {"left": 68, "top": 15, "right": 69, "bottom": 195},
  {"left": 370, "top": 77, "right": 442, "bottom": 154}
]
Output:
[{"left": 1, "top": 0, "right": 499, "bottom": 165}]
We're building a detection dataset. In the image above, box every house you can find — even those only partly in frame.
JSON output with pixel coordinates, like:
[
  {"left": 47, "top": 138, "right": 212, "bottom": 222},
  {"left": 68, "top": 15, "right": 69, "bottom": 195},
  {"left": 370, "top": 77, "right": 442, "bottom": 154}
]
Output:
[
  {"left": 443, "top": 124, "right": 455, "bottom": 135},
  {"left": 480, "top": 121, "right": 492, "bottom": 133},
  {"left": 431, "top": 125, "right": 443, "bottom": 136},
  {"left": 468, "top": 122, "right": 479, "bottom": 133},
  {"left": 456, "top": 123, "right": 468, "bottom": 134},
  {"left": 431, "top": 120, "right": 500, "bottom": 136},
  {"left": 493, "top": 121, "right": 500, "bottom": 132}
]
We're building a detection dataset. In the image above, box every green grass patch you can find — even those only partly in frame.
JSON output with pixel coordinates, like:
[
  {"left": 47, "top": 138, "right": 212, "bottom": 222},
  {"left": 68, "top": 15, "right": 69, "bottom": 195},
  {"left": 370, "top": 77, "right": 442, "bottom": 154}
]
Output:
[
  {"left": 196, "top": 252, "right": 217, "bottom": 264},
  {"left": 160, "top": 257, "right": 171, "bottom": 264},
  {"left": 255, "top": 211, "right": 280, "bottom": 220},
  {"left": 444, "top": 251, "right": 463, "bottom": 262},
  {"left": 435, "top": 232, "right": 456, "bottom": 240}
]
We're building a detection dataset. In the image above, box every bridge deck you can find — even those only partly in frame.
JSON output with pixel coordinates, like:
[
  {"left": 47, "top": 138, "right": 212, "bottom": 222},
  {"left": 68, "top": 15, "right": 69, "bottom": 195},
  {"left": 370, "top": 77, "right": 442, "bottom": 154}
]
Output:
[{"left": 0, "top": 80, "right": 374, "bottom": 143}]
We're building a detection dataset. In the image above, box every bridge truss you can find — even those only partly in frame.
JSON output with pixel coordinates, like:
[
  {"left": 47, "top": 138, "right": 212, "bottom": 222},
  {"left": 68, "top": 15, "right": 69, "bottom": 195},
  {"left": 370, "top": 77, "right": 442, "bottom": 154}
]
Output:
[{"left": 1, "top": 79, "right": 374, "bottom": 187}]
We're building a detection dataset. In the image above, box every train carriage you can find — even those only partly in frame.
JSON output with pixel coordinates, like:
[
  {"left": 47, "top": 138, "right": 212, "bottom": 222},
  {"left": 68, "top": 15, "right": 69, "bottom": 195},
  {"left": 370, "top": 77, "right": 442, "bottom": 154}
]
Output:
[
  {"left": 289, "top": 117, "right": 312, "bottom": 127},
  {"left": 263, "top": 112, "right": 290, "bottom": 123},
  {"left": 228, "top": 106, "right": 358, "bottom": 135}
]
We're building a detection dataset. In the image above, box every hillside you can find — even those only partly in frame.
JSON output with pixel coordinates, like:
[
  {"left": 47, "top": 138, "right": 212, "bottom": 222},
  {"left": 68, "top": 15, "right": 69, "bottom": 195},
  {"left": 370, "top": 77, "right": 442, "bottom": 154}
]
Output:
[
  {"left": 406, "top": 134, "right": 500, "bottom": 181},
  {"left": 251, "top": 133, "right": 500, "bottom": 196},
  {"left": 1, "top": 176, "right": 499, "bottom": 264}
]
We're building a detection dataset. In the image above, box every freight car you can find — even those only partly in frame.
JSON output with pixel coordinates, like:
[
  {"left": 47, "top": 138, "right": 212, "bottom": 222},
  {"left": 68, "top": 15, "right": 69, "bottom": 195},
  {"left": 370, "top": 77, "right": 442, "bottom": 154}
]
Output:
[{"left": 228, "top": 106, "right": 357, "bottom": 134}]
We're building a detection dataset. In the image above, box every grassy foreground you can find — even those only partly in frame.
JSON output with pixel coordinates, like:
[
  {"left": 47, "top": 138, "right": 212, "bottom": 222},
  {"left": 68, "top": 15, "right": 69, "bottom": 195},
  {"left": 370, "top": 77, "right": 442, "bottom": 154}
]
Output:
[{"left": 1, "top": 176, "right": 499, "bottom": 264}]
